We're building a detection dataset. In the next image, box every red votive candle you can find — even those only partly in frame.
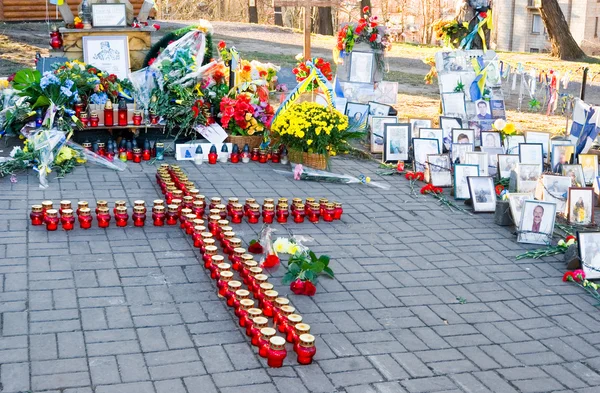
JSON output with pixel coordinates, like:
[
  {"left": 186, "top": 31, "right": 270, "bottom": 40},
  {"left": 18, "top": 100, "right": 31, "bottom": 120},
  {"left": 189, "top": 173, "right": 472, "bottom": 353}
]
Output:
[
  {"left": 60, "top": 209, "right": 75, "bottom": 231},
  {"left": 267, "top": 336, "right": 287, "bottom": 368},
  {"left": 30, "top": 205, "right": 44, "bottom": 226},
  {"left": 296, "top": 334, "right": 316, "bottom": 365},
  {"left": 78, "top": 207, "right": 93, "bottom": 229},
  {"left": 45, "top": 209, "right": 59, "bottom": 231}
]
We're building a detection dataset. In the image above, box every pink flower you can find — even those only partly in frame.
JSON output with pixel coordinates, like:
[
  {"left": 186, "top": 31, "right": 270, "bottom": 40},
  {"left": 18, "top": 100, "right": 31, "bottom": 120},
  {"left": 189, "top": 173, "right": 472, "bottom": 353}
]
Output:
[
  {"left": 294, "top": 164, "right": 304, "bottom": 180},
  {"left": 10, "top": 174, "right": 17, "bottom": 183},
  {"left": 573, "top": 269, "right": 586, "bottom": 282}
]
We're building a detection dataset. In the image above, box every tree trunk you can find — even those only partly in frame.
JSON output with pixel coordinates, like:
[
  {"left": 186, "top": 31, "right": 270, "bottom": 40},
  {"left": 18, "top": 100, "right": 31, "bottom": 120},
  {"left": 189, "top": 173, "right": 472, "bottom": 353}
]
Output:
[
  {"left": 314, "top": 7, "right": 333, "bottom": 35},
  {"left": 540, "top": 0, "right": 586, "bottom": 60}
]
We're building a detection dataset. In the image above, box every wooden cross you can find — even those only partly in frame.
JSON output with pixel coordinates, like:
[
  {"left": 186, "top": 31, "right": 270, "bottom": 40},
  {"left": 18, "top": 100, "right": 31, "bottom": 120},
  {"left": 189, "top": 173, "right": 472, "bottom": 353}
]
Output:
[{"left": 273, "top": 0, "right": 340, "bottom": 59}]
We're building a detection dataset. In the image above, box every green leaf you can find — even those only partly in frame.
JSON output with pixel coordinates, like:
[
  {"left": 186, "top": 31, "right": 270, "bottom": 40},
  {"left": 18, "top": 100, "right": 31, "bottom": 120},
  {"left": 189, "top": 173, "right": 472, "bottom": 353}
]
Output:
[
  {"left": 301, "top": 261, "right": 312, "bottom": 272},
  {"left": 312, "top": 260, "right": 325, "bottom": 274},
  {"left": 288, "top": 263, "right": 301, "bottom": 275},
  {"left": 323, "top": 266, "right": 335, "bottom": 278},
  {"left": 319, "top": 255, "right": 330, "bottom": 266},
  {"left": 32, "top": 96, "right": 50, "bottom": 109},
  {"left": 309, "top": 250, "right": 317, "bottom": 262},
  {"left": 13, "top": 69, "right": 41, "bottom": 91},
  {"left": 282, "top": 272, "right": 296, "bottom": 285},
  {"left": 249, "top": 239, "right": 257, "bottom": 245},
  {"left": 304, "top": 270, "right": 315, "bottom": 282}
]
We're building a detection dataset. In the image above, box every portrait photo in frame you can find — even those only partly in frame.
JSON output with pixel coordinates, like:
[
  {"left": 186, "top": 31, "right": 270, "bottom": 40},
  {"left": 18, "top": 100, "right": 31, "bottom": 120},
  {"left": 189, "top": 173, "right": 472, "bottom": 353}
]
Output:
[
  {"left": 409, "top": 118, "right": 432, "bottom": 139},
  {"left": 518, "top": 200, "right": 557, "bottom": 245},
  {"left": 419, "top": 129, "right": 444, "bottom": 152},
  {"left": 92, "top": 3, "right": 127, "bottom": 27},
  {"left": 442, "top": 92, "right": 467, "bottom": 118},
  {"left": 543, "top": 175, "right": 571, "bottom": 214},
  {"left": 345, "top": 102, "right": 369, "bottom": 129},
  {"left": 370, "top": 116, "right": 397, "bottom": 153},
  {"left": 454, "top": 164, "right": 480, "bottom": 199},
  {"left": 578, "top": 154, "right": 599, "bottom": 185},
  {"left": 568, "top": 187, "right": 595, "bottom": 225},
  {"left": 563, "top": 164, "right": 586, "bottom": 187},
  {"left": 349, "top": 51, "right": 375, "bottom": 84},
  {"left": 526, "top": 131, "right": 551, "bottom": 162},
  {"left": 83, "top": 36, "right": 130, "bottom": 80},
  {"left": 505, "top": 135, "right": 525, "bottom": 155},
  {"left": 413, "top": 138, "right": 440, "bottom": 173},
  {"left": 578, "top": 232, "right": 600, "bottom": 279},
  {"left": 551, "top": 144, "right": 575, "bottom": 174},
  {"left": 481, "top": 147, "right": 504, "bottom": 177},
  {"left": 427, "top": 154, "right": 452, "bottom": 187},
  {"left": 452, "top": 129, "right": 475, "bottom": 145},
  {"left": 383, "top": 123, "right": 411, "bottom": 163},
  {"left": 498, "top": 154, "right": 519, "bottom": 179},
  {"left": 517, "top": 163, "right": 542, "bottom": 193},
  {"left": 439, "top": 116, "right": 463, "bottom": 147},
  {"left": 518, "top": 143, "right": 544, "bottom": 167},
  {"left": 467, "top": 176, "right": 496, "bottom": 213},
  {"left": 508, "top": 192, "right": 534, "bottom": 228},
  {"left": 451, "top": 142, "right": 474, "bottom": 164},
  {"left": 465, "top": 151, "right": 489, "bottom": 177},
  {"left": 480, "top": 131, "right": 502, "bottom": 148}
]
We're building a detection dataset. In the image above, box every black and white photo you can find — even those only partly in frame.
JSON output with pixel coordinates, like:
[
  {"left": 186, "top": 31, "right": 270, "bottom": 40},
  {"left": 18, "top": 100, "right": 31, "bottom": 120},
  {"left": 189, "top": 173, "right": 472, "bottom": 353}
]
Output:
[
  {"left": 563, "top": 164, "right": 586, "bottom": 187},
  {"left": 551, "top": 144, "right": 575, "bottom": 174},
  {"left": 369, "top": 116, "right": 397, "bottom": 153},
  {"left": 454, "top": 164, "right": 480, "bottom": 199},
  {"left": 383, "top": 123, "right": 411, "bottom": 163},
  {"left": 413, "top": 138, "right": 440, "bottom": 172},
  {"left": 465, "top": 151, "right": 489, "bottom": 177},
  {"left": 508, "top": 192, "right": 533, "bottom": 227},
  {"left": 578, "top": 154, "right": 598, "bottom": 186},
  {"left": 427, "top": 154, "right": 452, "bottom": 187},
  {"left": 480, "top": 131, "right": 502, "bottom": 148},
  {"left": 498, "top": 154, "right": 519, "bottom": 179},
  {"left": 519, "top": 143, "right": 544, "bottom": 168},
  {"left": 467, "top": 176, "right": 496, "bottom": 212},
  {"left": 409, "top": 118, "right": 432, "bottom": 139},
  {"left": 517, "top": 163, "right": 542, "bottom": 193}
]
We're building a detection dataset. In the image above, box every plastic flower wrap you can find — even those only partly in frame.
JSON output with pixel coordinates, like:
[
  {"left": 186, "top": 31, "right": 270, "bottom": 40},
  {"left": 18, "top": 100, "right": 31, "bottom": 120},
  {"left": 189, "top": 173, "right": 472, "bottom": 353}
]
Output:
[
  {"left": 258, "top": 226, "right": 280, "bottom": 268},
  {"left": 275, "top": 164, "right": 390, "bottom": 189},
  {"left": 129, "top": 66, "right": 160, "bottom": 117}
]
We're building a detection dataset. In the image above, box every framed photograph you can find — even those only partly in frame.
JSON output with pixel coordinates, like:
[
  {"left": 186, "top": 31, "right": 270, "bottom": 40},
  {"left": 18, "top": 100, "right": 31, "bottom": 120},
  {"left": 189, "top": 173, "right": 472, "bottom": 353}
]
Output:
[
  {"left": 568, "top": 187, "right": 595, "bottom": 225},
  {"left": 428, "top": 154, "right": 452, "bottom": 187},
  {"left": 409, "top": 118, "right": 432, "bottom": 139},
  {"left": 578, "top": 232, "right": 600, "bottom": 279},
  {"left": 518, "top": 143, "right": 544, "bottom": 168},
  {"left": 543, "top": 175, "right": 571, "bottom": 214},
  {"left": 83, "top": 36, "right": 130, "bottom": 80},
  {"left": 508, "top": 192, "right": 534, "bottom": 227},
  {"left": 465, "top": 151, "right": 489, "bottom": 177},
  {"left": 346, "top": 102, "right": 369, "bottom": 127},
  {"left": 370, "top": 116, "right": 397, "bottom": 153},
  {"left": 517, "top": 163, "right": 542, "bottom": 193},
  {"left": 526, "top": 131, "right": 551, "bottom": 162},
  {"left": 563, "top": 164, "right": 585, "bottom": 187},
  {"left": 551, "top": 144, "right": 575, "bottom": 174},
  {"left": 490, "top": 99, "right": 506, "bottom": 119},
  {"left": 468, "top": 176, "right": 496, "bottom": 212},
  {"left": 454, "top": 164, "right": 480, "bottom": 199},
  {"left": 481, "top": 131, "right": 502, "bottom": 148},
  {"left": 92, "top": 4, "right": 127, "bottom": 27},
  {"left": 498, "top": 154, "right": 519, "bottom": 179},
  {"left": 368, "top": 101, "right": 393, "bottom": 117},
  {"left": 481, "top": 147, "right": 504, "bottom": 177},
  {"left": 334, "top": 97, "right": 348, "bottom": 114},
  {"left": 442, "top": 92, "right": 467, "bottom": 118},
  {"left": 467, "top": 121, "right": 483, "bottom": 146},
  {"left": 452, "top": 129, "right": 475, "bottom": 145},
  {"left": 472, "top": 99, "right": 493, "bottom": 121},
  {"left": 578, "top": 154, "right": 599, "bottom": 185},
  {"left": 383, "top": 123, "right": 411, "bottom": 163},
  {"left": 518, "top": 200, "right": 557, "bottom": 245},
  {"left": 505, "top": 135, "right": 525, "bottom": 155},
  {"left": 420, "top": 128, "right": 444, "bottom": 152},
  {"left": 451, "top": 142, "right": 474, "bottom": 164},
  {"left": 350, "top": 51, "right": 375, "bottom": 84},
  {"left": 440, "top": 116, "right": 463, "bottom": 147},
  {"left": 413, "top": 138, "right": 440, "bottom": 173}
]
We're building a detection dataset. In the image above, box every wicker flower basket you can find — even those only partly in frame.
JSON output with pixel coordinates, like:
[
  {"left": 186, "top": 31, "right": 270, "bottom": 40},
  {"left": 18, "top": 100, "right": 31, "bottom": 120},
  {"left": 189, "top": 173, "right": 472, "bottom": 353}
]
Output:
[
  {"left": 225, "top": 135, "right": 263, "bottom": 150},
  {"left": 289, "top": 149, "right": 328, "bottom": 170}
]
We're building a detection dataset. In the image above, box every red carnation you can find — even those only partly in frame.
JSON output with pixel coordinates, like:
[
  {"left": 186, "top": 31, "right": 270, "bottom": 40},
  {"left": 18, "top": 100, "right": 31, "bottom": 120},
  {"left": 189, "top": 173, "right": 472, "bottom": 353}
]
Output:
[
  {"left": 243, "top": 65, "right": 251, "bottom": 72},
  {"left": 495, "top": 184, "right": 505, "bottom": 196},
  {"left": 362, "top": 6, "right": 370, "bottom": 13},
  {"left": 262, "top": 254, "right": 280, "bottom": 268},
  {"left": 370, "top": 22, "right": 378, "bottom": 28},
  {"left": 369, "top": 33, "right": 378, "bottom": 42},
  {"left": 304, "top": 281, "right": 317, "bottom": 296},
  {"left": 566, "top": 235, "right": 576, "bottom": 242},
  {"left": 218, "top": 41, "right": 226, "bottom": 50},
  {"left": 415, "top": 172, "right": 425, "bottom": 181},
  {"left": 108, "top": 74, "right": 117, "bottom": 82},
  {"left": 562, "top": 271, "right": 575, "bottom": 282}
]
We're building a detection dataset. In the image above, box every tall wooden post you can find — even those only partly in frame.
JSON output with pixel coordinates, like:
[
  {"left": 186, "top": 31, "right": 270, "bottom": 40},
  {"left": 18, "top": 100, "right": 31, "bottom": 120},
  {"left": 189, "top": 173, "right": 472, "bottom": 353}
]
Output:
[
  {"left": 304, "top": 6, "right": 311, "bottom": 59},
  {"left": 249, "top": 0, "right": 258, "bottom": 23}
]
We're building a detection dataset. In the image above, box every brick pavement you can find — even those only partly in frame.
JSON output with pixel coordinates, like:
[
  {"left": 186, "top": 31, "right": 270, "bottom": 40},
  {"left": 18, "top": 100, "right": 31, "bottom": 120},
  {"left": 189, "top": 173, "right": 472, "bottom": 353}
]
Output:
[{"left": 1, "top": 157, "right": 600, "bottom": 393}]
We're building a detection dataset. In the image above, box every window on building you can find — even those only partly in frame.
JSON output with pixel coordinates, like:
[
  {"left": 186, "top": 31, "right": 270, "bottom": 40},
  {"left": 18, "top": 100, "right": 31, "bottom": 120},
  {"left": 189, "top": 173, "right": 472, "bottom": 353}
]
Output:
[
  {"left": 532, "top": 14, "right": 542, "bottom": 34},
  {"left": 530, "top": 48, "right": 540, "bottom": 53}
]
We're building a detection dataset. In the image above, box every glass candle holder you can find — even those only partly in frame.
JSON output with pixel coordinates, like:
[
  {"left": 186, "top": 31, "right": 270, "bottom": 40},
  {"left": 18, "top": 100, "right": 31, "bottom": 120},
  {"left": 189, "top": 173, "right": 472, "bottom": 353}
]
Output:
[
  {"left": 133, "top": 110, "right": 142, "bottom": 126},
  {"left": 271, "top": 150, "right": 280, "bottom": 163},
  {"left": 42, "top": 200, "right": 54, "bottom": 219},
  {"left": 76, "top": 201, "right": 89, "bottom": 216},
  {"left": 257, "top": 282, "right": 274, "bottom": 307},
  {"left": 230, "top": 204, "right": 244, "bottom": 224},
  {"left": 132, "top": 206, "right": 146, "bottom": 227},
  {"left": 250, "top": 317, "right": 269, "bottom": 346},
  {"left": 238, "top": 299, "right": 255, "bottom": 328},
  {"left": 258, "top": 149, "right": 268, "bottom": 164},
  {"left": 296, "top": 334, "right": 316, "bottom": 365},
  {"left": 149, "top": 110, "right": 159, "bottom": 125},
  {"left": 230, "top": 151, "right": 240, "bottom": 163},
  {"left": 209, "top": 197, "right": 221, "bottom": 211},
  {"left": 226, "top": 280, "right": 242, "bottom": 306},
  {"left": 319, "top": 198, "right": 329, "bottom": 215},
  {"left": 217, "top": 271, "right": 234, "bottom": 298},
  {"left": 241, "top": 149, "right": 250, "bottom": 163},
  {"left": 252, "top": 274, "right": 269, "bottom": 299},
  {"left": 166, "top": 205, "right": 179, "bottom": 225},
  {"left": 293, "top": 323, "right": 311, "bottom": 352},
  {"left": 234, "top": 290, "right": 251, "bottom": 317},
  {"left": 304, "top": 198, "right": 315, "bottom": 215},
  {"left": 152, "top": 206, "right": 166, "bottom": 226},
  {"left": 115, "top": 206, "right": 129, "bottom": 227},
  {"left": 182, "top": 196, "right": 193, "bottom": 211},
  {"left": 273, "top": 300, "right": 292, "bottom": 327},
  {"left": 45, "top": 209, "right": 59, "bottom": 231},
  {"left": 292, "top": 203, "right": 305, "bottom": 223},
  {"left": 286, "top": 314, "right": 303, "bottom": 343},
  {"left": 210, "top": 257, "right": 227, "bottom": 280},
  {"left": 192, "top": 226, "right": 206, "bottom": 248},
  {"left": 228, "top": 238, "right": 242, "bottom": 257},
  {"left": 251, "top": 148, "right": 260, "bottom": 161},
  {"left": 245, "top": 308, "right": 263, "bottom": 337},
  {"left": 113, "top": 200, "right": 127, "bottom": 215},
  {"left": 276, "top": 204, "right": 289, "bottom": 224},
  {"left": 104, "top": 100, "right": 114, "bottom": 126},
  {"left": 59, "top": 200, "right": 72, "bottom": 216},
  {"left": 247, "top": 266, "right": 263, "bottom": 290},
  {"left": 208, "top": 151, "right": 218, "bottom": 165},
  {"left": 133, "top": 148, "right": 142, "bottom": 163},
  {"left": 90, "top": 112, "right": 99, "bottom": 127},
  {"left": 216, "top": 205, "right": 228, "bottom": 221},
  {"left": 95, "top": 200, "right": 108, "bottom": 215},
  {"left": 259, "top": 328, "right": 277, "bottom": 358},
  {"left": 118, "top": 98, "right": 128, "bottom": 126},
  {"left": 278, "top": 198, "right": 288, "bottom": 206},
  {"left": 262, "top": 290, "right": 279, "bottom": 317},
  {"left": 30, "top": 205, "right": 44, "bottom": 226},
  {"left": 226, "top": 197, "right": 238, "bottom": 217},
  {"left": 248, "top": 204, "right": 260, "bottom": 224},
  {"left": 97, "top": 142, "right": 106, "bottom": 157},
  {"left": 334, "top": 202, "right": 343, "bottom": 220},
  {"left": 221, "top": 231, "right": 235, "bottom": 253},
  {"left": 291, "top": 198, "right": 302, "bottom": 211},
  {"left": 60, "top": 209, "right": 75, "bottom": 231},
  {"left": 262, "top": 203, "right": 275, "bottom": 224},
  {"left": 308, "top": 203, "right": 320, "bottom": 223},
  {"left": 96, "top": 207, "right": 111, "bottom": 228},
  {"left": 178, "top": 208, "right": 191, "bottom": 229},
  {"left": 154, "top": 199, "right": 165, "bottom": 208},
  {"left": 240, "top": 258, "right": 257, "bottom": 285},
  {"left": 203, "top": 245, "right": 218, "bottom": 270},
  {"left": 78, "top": 207, "right": 93, "bottom": 229},
  {"left": 277, "top": 305, "right": 296, "bottom": 333},
  {"left": 80, "top": 112, "right": 89, "bottom": 127},
  {"left": 172, "top": 190, "right": 184, "bottom": 206},
  {"left": 155, "top": 142, "right": 164, "bottom": 160},
  {"left": 208, "top": 215, "right": 221, "bottom": 236},
  {"left": 323, "top": 203, "right": 335, "bottom": 222},
  {"left": 192, "top": 200, "right": 205, "bottom": 219},
  {"left": 267, "top": 336, "right": 287, "bottom": 368},
  {"left": 228, "top": 247, "right": 243, "bottom": 271}
]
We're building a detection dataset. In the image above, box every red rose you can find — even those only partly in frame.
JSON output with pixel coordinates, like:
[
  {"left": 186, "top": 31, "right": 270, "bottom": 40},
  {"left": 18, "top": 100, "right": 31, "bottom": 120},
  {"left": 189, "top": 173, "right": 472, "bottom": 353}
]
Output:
[
  {"left": 562, "top": 271, "right": 575, "bottom": 282},
  {"left": 218, "top": 41, "right": 226, "bottom": 50},
  {"left": 108, "top": 74, "right": 117, "bottom": 82},
  {"left": 362, "top": 6, "right": 369, "bottom": 13},
  {"left": 495, "top": 184, "right": 505, "bottom": 196},
  {"left": 262, "top": 254, "right": 280, "bottom": 268},
  {"left": 304, "top": 281, "right": 317, "bottom": 296},
  {"left": 248, "top": 241, "right": 263, "bottom": 254},
  {"left": 7, "top": 73, "right": 15, "bottom": 82},
  {"left": 291, "top": 279, "right": 305, "bottom": 295},
  {"left": 369, "top": 33, "right": 377, "bottom": 42}
]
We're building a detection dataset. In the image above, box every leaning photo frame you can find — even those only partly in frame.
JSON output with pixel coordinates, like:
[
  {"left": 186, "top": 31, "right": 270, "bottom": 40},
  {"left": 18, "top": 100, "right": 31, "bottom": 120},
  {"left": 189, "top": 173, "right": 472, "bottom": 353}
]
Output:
[
  {"left": 349, "top": 51, "right": 375, "bottom": 84},
  {"left": 517, "top": 200, "right": 557, "bottom": 245},
  {"left": 83, "top": 35, "right": 130, "bottom": 80},
  {"left": 383, "top": 123, "right": 411, "bottom": 163},
  {"left": 578, "top": 231, "right": 600, "bottom": 279},
  {"left": 467, "top": 176, "right": 496, "bottom": 213},
  {"left": 454, "top": 164, "right": 480, "bottom": 199}
]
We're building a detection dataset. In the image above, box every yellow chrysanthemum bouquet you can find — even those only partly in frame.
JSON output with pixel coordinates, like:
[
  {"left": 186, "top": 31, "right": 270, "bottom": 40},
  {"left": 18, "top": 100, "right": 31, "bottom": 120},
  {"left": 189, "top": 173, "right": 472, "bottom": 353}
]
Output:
[{"left": 271, "top": 102, "right": 362, "bottom": 156}]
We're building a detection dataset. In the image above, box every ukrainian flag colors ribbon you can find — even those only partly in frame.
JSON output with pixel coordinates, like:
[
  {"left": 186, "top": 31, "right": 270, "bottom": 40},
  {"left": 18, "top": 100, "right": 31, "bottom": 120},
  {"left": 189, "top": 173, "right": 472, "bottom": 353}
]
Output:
[
  {"left": 272, "top": 62, "right": 335, "bottom": 123},
  {"left": 460, "top": 10, "right": 493, "bottom": 51}
]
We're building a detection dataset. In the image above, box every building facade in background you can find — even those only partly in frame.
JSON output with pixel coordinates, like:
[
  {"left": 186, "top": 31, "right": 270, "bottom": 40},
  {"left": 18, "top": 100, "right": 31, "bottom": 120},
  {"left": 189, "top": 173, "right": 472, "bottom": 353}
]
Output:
[{"left": 493, "top": 0, "right": 600, "bottom": 54}]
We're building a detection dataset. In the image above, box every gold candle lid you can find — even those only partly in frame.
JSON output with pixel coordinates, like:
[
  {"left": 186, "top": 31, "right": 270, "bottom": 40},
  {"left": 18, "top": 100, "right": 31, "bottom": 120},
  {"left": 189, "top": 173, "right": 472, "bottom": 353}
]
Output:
[
  {"left": 295, "top": 323, "right": 311, "bottom": 334},
  {"left": 185, "top": 181, "right": 195, "bottom": 189},
  {"left": 159, "top": 163, "right": 169, "bottom": 169},
  {"left": 98, "top": 206, "right": 109, "bottom": 214},
  {"left": 209, "top": 215, "right": 221, "bottom": 223},
  {"left": 116, "top": 206, "right": 127, "bottom": 213},
  {"left": 319, "top": 198, "right": 329, "bottom": 204},
  {"left": 61, "top": 209, "right": 73, "bottom": 217},
  {"left": 171, "top": 198, "right": 182, "bottom": 206},
  {"left": 264, "top": 203, "right": 275, "bottom": 211},
  {"left": 275, "top": 297, "right": 290, "bottom": 308},
  {"left": 192, "top": 219, "right": 204, "bottom": 226},
  {"left": 153, "top": 206, "right": 165, "bottom": 213},
  {"left": 278, "top": 198, "right": 288, "bottom": 205},
  {"left": 205, "top": 245, "right": 218, "bottom": 255},
  {"left": 334, "top": 201, "right": 342, "bottom": 207},
  {"left": 216, "top": 261, "right": 230, "bottom": 271},
  {"left": 254, "top": 274, "right": 268, "bottom": 283},
  {"left": 42, "top": 201, "right": 54, "bottom": 208},
  {"left": 204, "top": 238, "right": 216, "bottom": 247},
  {"left": 216, "top": 203, "right": 227, "bottom": 211},
  {"left": 244, "top": 260, "right": 258, "bottom": 269},
  {"left": 221, "top": 226, "right": 233, "bottom": 233},
  {"left": 228, "top": 197, "right": 239, "bottom": 204},
  {"left": 219, "top": 271, "right": 234, "bottom": 280},
  {"left": 134, "top": 206, "right": 145, "bottom": 214},
  {"left": 60, "top": 200, "right": 72, "bottom": 207},
  {"left": 245, "top": 198, "right": 256, "bottom": 205},
  {"left": 134, "top": 200, "right": 145, "bottom": 207},
  {"left": 234, "top": 247, "right": 246, "bottom": 256},
  {"left": 209, "top": 208, "right": 220, "bottom": 215},
  {"left": 280, "top": 305, "right": 295, "bottom": 315},
  {"left": 195, "top": 194, "right": 206, "bottom": 202},
  {"left": 32, "top": 204, "right": 43, "bottom": 212},
  {"left": 287, "top": 314, "right": 303, "bottom": 324},
  {"left": 264, "top": 290, "right": 278, "bottom": 300},
  {"left": 260, "top": 282, "right": 274, "bottom": 292},
  {"left": 241, "top": 253, "right": 253, "bottom": 261},
  {"left": 173, "top": 190, "right": 183, "bottom": 198},
  {"left": 305, "top": 197, "right": 315, "bottom": 204},
  {"left": 230, "top": 238, "right": 242, "bottom": 248},
  {"left": 183, "top": 196, "right": 193, "bottom": 203},
  {"left": 201, "top": 232, "right": 213, "bottom": 239},
  {"left": 223, "top": 231, "right": 236, "bottom": 240},
  {"left": 79, "top": 207, "right": 91, "bottom": 216},
  {"left": 115, "top": 200, "right": 126, "bottom": 207},
  {"left": 299, "top": 333, "right": 315, "bottom": 347},
  {"left": 235, "top": 289, "right": 250, "bottom": 299},
  {"left": 189, "top": 189, "right": 200, "bottom": 197},
  {"left": 264, "top": 197, "right": 274, "bottom": 205},
  {"left": 326, "top": 202, "right": 335, "bottom": 209},
  {"left": 292, "top": 198, "right": 302, "bottom": 204},
  {"left": 240, "top": 299, "right": 255, "bottom": 309},
  {"left": 277, "top": 203, "right": 288, "bottom": 210},
  {"left": 249, "top": 267, "right": 263, "bottom": 276},
  {"left": 269, "top": 336, "right": 286, "bottom": 350},
  {"left": 181, "top": 208, "right": 192, "bottom": 216},
  {"left": 211, "top": 255, "right": 225, "bottom": 264},
  {"left": 228, "top": 280, "right": 242, "bottom": 290},
  {"left": 78, "top": 201, "right": 89, "bottom": 208},
  {"left": 168, "top": 204, "right": 179, "bottom": 213},
  {"left": 211, "top": 197, "right": 222, "bottom": 204},
  {"left": 194, "top": 225, "right": 206, "bottom": 234},
  {"left": 249, "top": 203, "right": 260, "bottom": 211},
  {"left": 46, "top": 209, "right": 58, "bottom": 217},
  {"left": 218, "top": 219, "right": 229, "bottom": 227},
  {"left": 260, "top": 327, "right": 277, "bottom": 339},
  {"left": 247, "top": 308, "right": 263, "bottom": 318},
  {"left": 233, "top": 203, "right": 243, "bottom": 211},
  {"left": 185, "top": 214, "right": 197, "bottom": 222},
  {"left": 253, "top": 316, "right": 268, "bottom": 328},
  {"left": 193, "top": 200, "right": 204, "bottom": 208}
]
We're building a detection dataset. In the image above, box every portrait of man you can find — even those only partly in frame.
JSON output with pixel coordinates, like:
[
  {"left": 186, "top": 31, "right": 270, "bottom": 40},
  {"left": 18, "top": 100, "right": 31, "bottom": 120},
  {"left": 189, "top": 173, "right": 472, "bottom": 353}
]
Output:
[
  {"left": 554, "top": 152, "right": 567, "bottom": 173},
  {"left": 518, "top": 201, "right": 557, "bottom": 245},
  {"left": 93, "top": 41, "right": 121, "bottom": 61},
  {"left": 457, "top": 133, "right": 470, "bottom": 144},
  {"left": 485, "top": 133, "right": 497, "bottom": 147},
  {"left": 473, "top": 100, "right": 492, "bottom": 120},
  {"left": 531, "top": 205, "right": 544, "bottom": 233}
]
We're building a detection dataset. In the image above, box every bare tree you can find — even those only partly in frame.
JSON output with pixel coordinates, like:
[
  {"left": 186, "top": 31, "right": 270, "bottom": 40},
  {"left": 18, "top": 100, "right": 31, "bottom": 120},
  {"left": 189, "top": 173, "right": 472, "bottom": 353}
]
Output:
[{"left": 539, "top": 0, "right": 586, "bottom": 59}]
